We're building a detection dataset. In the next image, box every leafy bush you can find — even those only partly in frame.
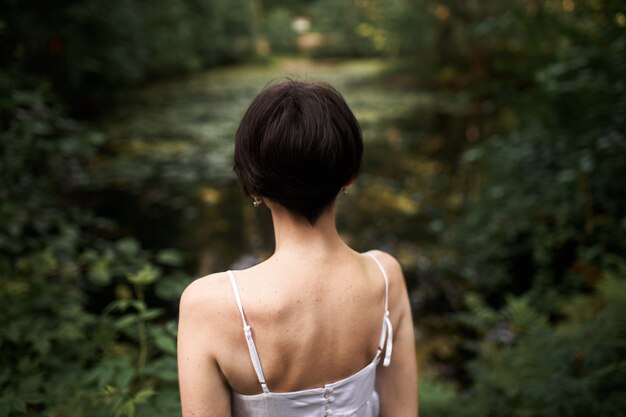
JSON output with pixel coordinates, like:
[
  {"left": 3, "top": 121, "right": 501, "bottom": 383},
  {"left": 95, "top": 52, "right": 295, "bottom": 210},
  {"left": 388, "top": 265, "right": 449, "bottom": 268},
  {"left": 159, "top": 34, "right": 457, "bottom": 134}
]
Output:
[
  {"left": 449, "top": 0, "right": 626, "bottom": 304},
  {"left": 0, "top": 81, "right": 187, "bottom": 416},
  {"left": 419, "top": 260, "right": 626, "bottom": 417},
  {"left": 419, "top": 374, "right": 479, "bottom": 417},
  {"left": 459, "top": 262, "right": 626, "bottom": 417},
  {"left": 1, "top": 0, "right": 254, "bottom": 110}
]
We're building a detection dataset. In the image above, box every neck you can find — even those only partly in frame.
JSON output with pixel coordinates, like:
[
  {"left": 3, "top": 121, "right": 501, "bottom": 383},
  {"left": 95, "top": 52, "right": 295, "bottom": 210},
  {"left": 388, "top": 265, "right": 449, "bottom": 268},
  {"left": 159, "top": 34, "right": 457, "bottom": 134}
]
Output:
[{"left": 268, "top": 204, "right": 347, "bottom": 259}]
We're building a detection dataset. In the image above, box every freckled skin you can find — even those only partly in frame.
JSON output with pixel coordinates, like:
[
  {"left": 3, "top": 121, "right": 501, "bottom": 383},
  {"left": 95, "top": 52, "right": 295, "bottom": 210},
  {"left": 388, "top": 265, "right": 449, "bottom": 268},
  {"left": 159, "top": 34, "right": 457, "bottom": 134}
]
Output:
[{"left": 178, "top": 204, "right": 418, "bottom": 417}]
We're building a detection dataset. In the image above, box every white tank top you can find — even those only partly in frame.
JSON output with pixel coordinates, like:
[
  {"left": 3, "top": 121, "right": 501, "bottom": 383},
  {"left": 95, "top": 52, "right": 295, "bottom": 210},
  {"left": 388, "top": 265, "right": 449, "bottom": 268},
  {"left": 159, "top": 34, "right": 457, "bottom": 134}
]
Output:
[{"left": 227, "top": 253, "right": 393, "bottom": 417}]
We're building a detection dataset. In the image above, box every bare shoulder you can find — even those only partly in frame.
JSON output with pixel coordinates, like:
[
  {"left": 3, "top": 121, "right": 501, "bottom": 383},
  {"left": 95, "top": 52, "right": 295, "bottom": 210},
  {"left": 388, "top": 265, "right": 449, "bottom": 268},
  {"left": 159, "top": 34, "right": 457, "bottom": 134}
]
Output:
[
  {"left": 366, "top": 250, "right": 409, "bottom": 305},
  {"left": 180, "top": 272, "right": 230, "bottom": 307},
  {"left": 366, "top": 250, "right": 405, "bottom": 284},
  {"left": 178, "top": 272, "right": 234, "bottom": 333}
]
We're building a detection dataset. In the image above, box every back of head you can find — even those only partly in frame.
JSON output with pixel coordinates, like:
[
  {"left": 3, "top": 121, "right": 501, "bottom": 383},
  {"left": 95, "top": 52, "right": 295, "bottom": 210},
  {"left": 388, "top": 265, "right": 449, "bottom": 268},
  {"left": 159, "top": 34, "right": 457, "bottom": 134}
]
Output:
[{"left": 234, "top": 80, "right": 363, "bottom": 224}]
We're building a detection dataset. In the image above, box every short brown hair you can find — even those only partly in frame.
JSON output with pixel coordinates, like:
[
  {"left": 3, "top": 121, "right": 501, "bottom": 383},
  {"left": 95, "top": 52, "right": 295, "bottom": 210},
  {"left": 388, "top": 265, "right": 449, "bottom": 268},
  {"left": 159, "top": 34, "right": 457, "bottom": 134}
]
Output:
[{"left": 234, "top": 80, "right": 363, "bottom": 224}]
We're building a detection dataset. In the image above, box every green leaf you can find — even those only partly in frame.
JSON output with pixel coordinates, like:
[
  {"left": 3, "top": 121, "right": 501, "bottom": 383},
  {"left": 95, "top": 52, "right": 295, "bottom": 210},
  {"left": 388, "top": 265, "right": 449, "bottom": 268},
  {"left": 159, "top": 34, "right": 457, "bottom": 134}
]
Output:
[
  {"left": 115, "top": 368, "right": 135, "bottom": 389},
  {"left": 116, "top": 238, "right": 140, "bottom": 257},
  {"left": 133, "top": 388, "right": 155, "bottom": 404},
  {"left": 155, "top": 274, "right": 189, "bottom": 301},
  {"left": 115, "top": 314, "right": 139, "bottom": 329},
  {"left": 156, "top": 249, "right": 183, "bottom": 266},
  {"left": 127, "top": 265, "right": 159, "bottom": 286},
  {"left": 115, "top": 401, "right": 135, "bottom": 417},
  {"left": 144, "top": 357, "right": 178, "bottom": 383},
  {"left": 88, "top": 259, "right": 112, "bottom": 286},
  {"left": 104, "top": 299, "right": 132, "bottom": 315},
  {"left": 139, "top": 308, "right": 163, "bottom": 321},
  {"left": 104, "top": 385, "right": 118, "bottom": 395},
  {"left": 154, "top": 333, "right": 176, "bottom": 355}
]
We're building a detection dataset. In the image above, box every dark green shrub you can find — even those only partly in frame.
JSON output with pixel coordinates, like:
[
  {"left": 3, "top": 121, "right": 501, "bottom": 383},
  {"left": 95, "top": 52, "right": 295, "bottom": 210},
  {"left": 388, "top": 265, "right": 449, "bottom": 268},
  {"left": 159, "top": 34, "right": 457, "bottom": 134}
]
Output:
[
  {"left": 0, "top": 0, "right": 254, "bottom": 110},
  {"left": 373, "top": 1, "right": 626, "bottom": 414},
  {"left": 0, "top": 81, "right": 187, "bottom": 416},
  {"left": 460, "top": 263, "right": 626, "bottom": 417}
]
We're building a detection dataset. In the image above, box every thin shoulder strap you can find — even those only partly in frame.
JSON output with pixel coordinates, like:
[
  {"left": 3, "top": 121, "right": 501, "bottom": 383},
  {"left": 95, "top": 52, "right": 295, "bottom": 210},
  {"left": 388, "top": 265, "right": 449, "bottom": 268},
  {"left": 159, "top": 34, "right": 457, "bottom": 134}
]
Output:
[
  {"left": 227, "top": 270, "right": 270, "bottom": 393},
  {"left": 366, "top": 253, "right": 393, "bottom": 367}
]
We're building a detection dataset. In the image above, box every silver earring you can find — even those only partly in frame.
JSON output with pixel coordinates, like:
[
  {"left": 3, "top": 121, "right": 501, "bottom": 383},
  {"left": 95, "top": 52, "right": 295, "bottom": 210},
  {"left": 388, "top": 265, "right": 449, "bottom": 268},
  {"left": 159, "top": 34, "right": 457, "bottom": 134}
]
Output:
[
  {"left": 253, "top": 196, "right": 262, "bottom": 207},
  {"left": 341, "top": 187, "right": 348, "bottom": 195}
]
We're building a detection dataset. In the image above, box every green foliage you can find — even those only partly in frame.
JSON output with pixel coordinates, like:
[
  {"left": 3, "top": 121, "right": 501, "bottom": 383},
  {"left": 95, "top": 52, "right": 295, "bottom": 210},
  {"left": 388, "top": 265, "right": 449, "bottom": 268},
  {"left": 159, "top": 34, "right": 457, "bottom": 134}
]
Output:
[
  {"left": 263, "top": 8, "right": 298, "bottom": 54},
  {"left": 1, "top": 0, "right": 254, "bottom": 109},
  {"left": 311, "top": 0, "right": 380, "bottom": 57},
  {"left": 420, "top": 262, "right": 626, "bottom": 417},
  {"left": 411, "top": 0, "right": 626, "bottom": 414},
  {"left": 460, "top": 266, "right": 626, "bottom": 417},
  {"left": 419, "top": 375, "right": 480, "bottom": 417},
  {"left": 0, "top": 82, "right": 186, "bottom": 415},
  {"left": 447, "top": 0, "right": 626, "bottom": 304}
]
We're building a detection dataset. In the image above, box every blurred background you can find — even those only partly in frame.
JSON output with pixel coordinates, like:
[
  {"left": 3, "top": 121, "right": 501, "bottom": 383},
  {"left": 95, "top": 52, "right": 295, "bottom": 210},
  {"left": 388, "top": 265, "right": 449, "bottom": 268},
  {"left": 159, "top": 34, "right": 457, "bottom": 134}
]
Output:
[{"left": 1, "top": 0, "right": 625, "bottom": 415}]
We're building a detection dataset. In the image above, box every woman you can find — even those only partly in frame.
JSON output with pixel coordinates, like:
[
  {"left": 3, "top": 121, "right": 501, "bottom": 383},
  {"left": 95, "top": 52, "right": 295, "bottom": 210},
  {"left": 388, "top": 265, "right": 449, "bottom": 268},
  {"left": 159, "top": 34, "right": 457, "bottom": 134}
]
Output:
[{"left": 178, "top": 80, "right": 418, "bottom": 416}]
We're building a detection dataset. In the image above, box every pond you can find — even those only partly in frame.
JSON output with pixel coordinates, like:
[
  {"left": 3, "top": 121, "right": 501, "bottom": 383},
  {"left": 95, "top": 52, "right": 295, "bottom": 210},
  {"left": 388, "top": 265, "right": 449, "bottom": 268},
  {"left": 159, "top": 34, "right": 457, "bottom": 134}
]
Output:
[{"left": 94, "top": 58, "right": 476, "bottom": 345}]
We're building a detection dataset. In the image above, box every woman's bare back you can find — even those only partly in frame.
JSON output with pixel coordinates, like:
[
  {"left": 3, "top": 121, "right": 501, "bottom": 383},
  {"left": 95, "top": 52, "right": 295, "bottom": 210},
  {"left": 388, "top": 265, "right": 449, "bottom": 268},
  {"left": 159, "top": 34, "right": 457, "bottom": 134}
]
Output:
[{"left": 209, "top": 248, "right": 388, "bottom": 395}]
